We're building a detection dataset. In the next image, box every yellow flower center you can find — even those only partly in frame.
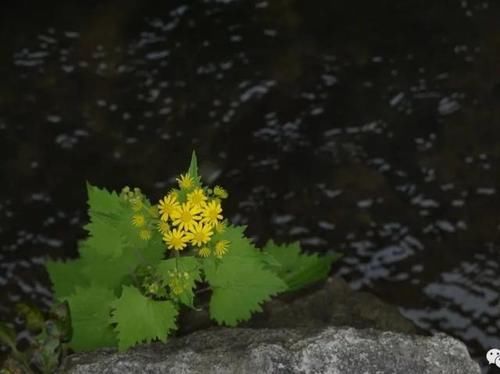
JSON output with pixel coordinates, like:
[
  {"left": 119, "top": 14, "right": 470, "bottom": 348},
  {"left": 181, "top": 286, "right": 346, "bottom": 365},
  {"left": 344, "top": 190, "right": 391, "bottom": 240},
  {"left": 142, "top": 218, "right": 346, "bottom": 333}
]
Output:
[
  {"left": 172, "top": 203, "right": 200, "bottom": 231},
  {"left": 163, "top": 229, "right": 189, "bottom": 251},
  {"left": 187, "top": 188, "right": 207, "bottom": 207},
  {"left": 177, "top": 174, "right": 194, "bottom": 190},
  {"left": 132, "top": 214, "right": 146, "bottom": 227},
  {"left": 201, "top": 201, "right": 222, "bottom": 226},
  {"left": 158, "top": 194, "right": 179, "bottom": 221},
  {"left": 181, "top": 210, "right": 194, "bottom": 223},
  {"left": 214, "top": 240, "right": 230, "bottom": 257}
]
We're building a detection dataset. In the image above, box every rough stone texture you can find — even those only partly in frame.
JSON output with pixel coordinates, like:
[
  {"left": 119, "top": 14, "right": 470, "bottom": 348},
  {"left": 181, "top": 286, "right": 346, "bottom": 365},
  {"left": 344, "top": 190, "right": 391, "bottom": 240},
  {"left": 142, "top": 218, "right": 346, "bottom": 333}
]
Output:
[
  {"left": 179, "top": 277, "right": 418, "bottom": 335},
  {"left": 248, "top": 276, "right": 418, "bottom": 334},
  {"left": 59, "top": 277, "right": 480, "bottom": 373},
  {"left": 59, "top": 326, "right": 480, "bottom": 374}
]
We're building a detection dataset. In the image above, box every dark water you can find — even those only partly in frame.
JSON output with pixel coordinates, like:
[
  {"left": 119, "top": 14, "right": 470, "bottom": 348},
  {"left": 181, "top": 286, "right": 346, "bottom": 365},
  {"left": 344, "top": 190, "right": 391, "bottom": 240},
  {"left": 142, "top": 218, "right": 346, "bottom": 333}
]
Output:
[{"left": 1, "top": 1, "right": 500, "bottom": 371}]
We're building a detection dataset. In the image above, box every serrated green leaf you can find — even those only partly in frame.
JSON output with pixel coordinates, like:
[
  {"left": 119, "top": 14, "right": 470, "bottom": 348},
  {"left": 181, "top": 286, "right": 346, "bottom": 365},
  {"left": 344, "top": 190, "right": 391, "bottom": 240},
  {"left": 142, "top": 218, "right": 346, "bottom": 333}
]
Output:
[
  {"left": 203, "top": 225, "right": 262, "bottom": 281},
  {"left": 83, "top": 217, "right": 124, "bottom": 258},
  {"left": 86, "top": 184, "right": 164, "bottom": 257},
  {"left": 78, "top": 214, "right": 165, "bottom": 292},
  {"left": 156, "top": 257, "right": 201, "bottom": 307},
  {"left": 86, "top": 183, "right": 126, "bottom": 222},
  {"left": 139, "top": 230, "right": 167, "bottom": 263},
  {"left": 262, "top": 240, "right": 339, "bottom": 291},
  {"left": 110, "top": 286, "right": 178, "bottom": 351},
  {"left": 117, "top": 209, "right": 164, "bottom": 255},
  {"left": 203, "top": 225, "right": 287, "bottom": 326},
  {"left": 79, "top": 252, "right": 135, "bottom": 293},
  {"left": 210, "top": 225, "right": 261, "bottom": 261},
  {"left": 64, "top": 285, "right": 117, "bottom": 351},
  {"left": 207, "top": 261, "right": 287, "bottom": 326},
  {"left": 46, "top": 259, "right": 89, "bottom": 299}
]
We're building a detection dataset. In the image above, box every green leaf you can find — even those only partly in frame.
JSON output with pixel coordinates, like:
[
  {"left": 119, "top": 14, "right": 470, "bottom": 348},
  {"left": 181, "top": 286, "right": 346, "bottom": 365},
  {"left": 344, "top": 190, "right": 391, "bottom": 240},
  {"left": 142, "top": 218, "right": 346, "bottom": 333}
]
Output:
[
  {"left": 83, "top": 217, "right": 124, "bottom": 258},
  {"left": 262, "top": 240, "right": 339, "bottom": 292},
  {"left": 46, "top": 258, "right": 89, "bottom": 299},
  {"left": 187, "top": 151, "right": 199, "bottom": 181},
  {"left": 79, "top": 249, "right": 135, "bottom": 293},
  {"left": 86, "top": 184, "right": 164, "bottom": 257},
  {"left": 78, "top": 183, "right": 166, "bottom": 292},
  {"left": 86, "top": 183, "right": 126, "bottom": 222},
  {"left": 156, "top": 257, "right": 201, "bottom": 307},
  {"left": 110, "top": 286, "right": 178, "bottom": 351},
  {"left": 77, "top": 220, "right": 132, "bottom": 291},
  {"left": 78, "top": 228, "right": 164, "bottom": 293},
  {"left": 63, "top": 285, "right": 117, "bottom": 351},
  {"left": 203, "top": 226, "right": 287, "bottom": 326},
  {"left": 117, "top": 210, "right": 165, "bottom": 256},
  {"left": 209, "top": 225, "right": 261, "bottom": 262},
  {"left": 138, "top": 230, "right": 167, "bottom": 263},
  {"left": 178, "top": 150, "right": 201, "bottom": 192}
]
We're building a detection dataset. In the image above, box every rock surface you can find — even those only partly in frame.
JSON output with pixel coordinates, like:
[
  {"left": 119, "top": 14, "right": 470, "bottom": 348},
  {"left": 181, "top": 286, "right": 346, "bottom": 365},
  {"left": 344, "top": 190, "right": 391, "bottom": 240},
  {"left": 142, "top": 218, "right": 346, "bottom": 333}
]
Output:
[
  {"left": 59, "top": 277, "right": 480, "bottom": 373},
  {"left": 248, "top": 276, "right": 418, "bottom": 334},
  {"left": 179, "top": 276, "right": 418, "bottom": 335},
  {"left": 60, "top": 326, "right": 480, "bottom": 374}
]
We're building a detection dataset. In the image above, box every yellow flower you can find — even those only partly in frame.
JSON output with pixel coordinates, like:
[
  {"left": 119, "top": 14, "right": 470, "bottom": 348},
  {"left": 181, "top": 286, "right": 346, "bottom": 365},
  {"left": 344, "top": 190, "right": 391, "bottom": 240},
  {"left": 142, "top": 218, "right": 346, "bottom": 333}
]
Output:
[
  {"left": 163, "top": 228, "right": 190, "bottom": 251},
  {"left": 187, "top": 188, "right": 207, "bottom": 207},
  {"left": 176, "top": 173, "right": 194, "bottom": 190},
  {"left": 132, "top": 214, "right": 146, "bottom": 227},
  {"left": 171, "top": 202, "right": 201, "bottom": 232},
  {"left": 187, "top": 221, "right": 213, "bottom": 247},
  {"left": 198, "top": 247, "right": 211, "bottom": 257},
  {"left": 139, "top": 229, "right": 152, "bottom": 241},
  {"left": 157, "top": 221, "right": 170, "bottom": 234},
  {"left": 201, "top": 200, "right": 223, "bottom": 226},
  {"left": 213, "top": 185, "right": 228, "bottom": 199},
  {"left": 214, "top": 240, "right": 230, "bottom": 257},
  {"left": 158, "top": 194, "right": 179, "bottom": 221}
]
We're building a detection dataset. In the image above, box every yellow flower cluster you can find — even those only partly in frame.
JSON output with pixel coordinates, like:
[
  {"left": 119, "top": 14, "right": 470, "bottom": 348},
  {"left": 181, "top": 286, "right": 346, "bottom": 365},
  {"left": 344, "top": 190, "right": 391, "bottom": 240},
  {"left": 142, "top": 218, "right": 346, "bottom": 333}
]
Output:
[
  {"left": 156, "top": 173, "right": 229, "bottom": 257},
  {"left": 122, "top": 186, "right": 159, "bottom": 241}
]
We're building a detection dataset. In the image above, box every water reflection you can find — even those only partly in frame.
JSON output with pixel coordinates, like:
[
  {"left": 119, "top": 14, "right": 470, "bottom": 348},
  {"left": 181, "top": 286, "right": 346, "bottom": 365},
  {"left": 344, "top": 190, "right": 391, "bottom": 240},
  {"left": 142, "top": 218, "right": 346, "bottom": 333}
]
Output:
[{"left": 1, "top": 0, "right": 499, "bottom": 368}]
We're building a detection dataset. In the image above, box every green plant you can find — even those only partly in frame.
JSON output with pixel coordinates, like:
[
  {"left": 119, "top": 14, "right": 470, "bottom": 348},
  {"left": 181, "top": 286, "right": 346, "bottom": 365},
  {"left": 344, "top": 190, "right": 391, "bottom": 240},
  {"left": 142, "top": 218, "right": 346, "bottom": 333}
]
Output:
[
  {"left": 0, "top": 302, "right": 71, "bottom": 374},
  {"left": 2, "top": 152, "right": 340, "bottom": 363}
]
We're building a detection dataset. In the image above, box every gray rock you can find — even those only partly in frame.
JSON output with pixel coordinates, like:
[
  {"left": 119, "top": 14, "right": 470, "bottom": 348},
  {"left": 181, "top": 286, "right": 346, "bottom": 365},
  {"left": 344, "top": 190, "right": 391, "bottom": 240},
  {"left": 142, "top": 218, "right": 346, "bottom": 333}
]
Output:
[
  {"left": 59, "top": 326, "right": 480, "bottom": 374},
  {"left": 247, "top": 276, "right": 418, "bottom": 334},
  {"left": 180, "top": 277, "right": 418, "bottom": 335},
  {"left": 59, "top": 277, "right": 479, "bottom": 373}
]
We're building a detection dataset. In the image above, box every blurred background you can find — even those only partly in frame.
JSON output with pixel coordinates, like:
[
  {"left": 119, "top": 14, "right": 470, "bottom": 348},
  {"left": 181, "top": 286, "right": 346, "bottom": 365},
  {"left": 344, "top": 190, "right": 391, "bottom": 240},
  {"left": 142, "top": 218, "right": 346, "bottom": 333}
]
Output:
[{"left": 1, "top": 0, "right": 499, "bottom": 371}]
